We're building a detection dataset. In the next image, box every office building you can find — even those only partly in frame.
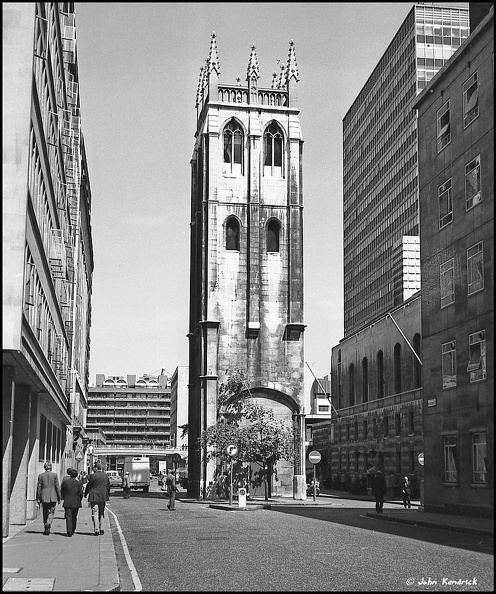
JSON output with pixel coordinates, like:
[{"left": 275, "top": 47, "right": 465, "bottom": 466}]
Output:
[
  {"left": 342, "top": 3, "right": 469, "bottom": 337},
  {"left": 413, "top": 6, "right": 493, "bottom": 516},
  {"left": 188, "top": 34, "right": 306, "bottom": 498},
  {"left": 87, "top": 373, "right": 172, "bottom": 456},
  {"left": 3, "top": 2, "right": 93, "bottom": 536}
]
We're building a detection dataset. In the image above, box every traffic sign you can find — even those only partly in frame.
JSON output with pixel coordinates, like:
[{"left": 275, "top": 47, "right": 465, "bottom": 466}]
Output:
[
  {"left": 308, "top": 450, "right": 321, "bottom": 464},
  {"left": 75, "top": 452, "right": 83, "bottom": 461},
  {"left": 226, "top": 445, "right": 238, "bottom": 457},
  {"left": 418, "top": 452, "right": 424, "bottom": 466}
]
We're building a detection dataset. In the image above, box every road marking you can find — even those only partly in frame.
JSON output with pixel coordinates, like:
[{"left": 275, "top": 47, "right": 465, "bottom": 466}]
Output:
[{"left": 106, "top": 507, "right": 142, "bottom": 591}]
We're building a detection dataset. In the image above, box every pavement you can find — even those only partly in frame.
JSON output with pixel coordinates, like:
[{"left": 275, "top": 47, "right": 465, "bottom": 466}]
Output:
[{"left": 2, "top": 488, "right": 493, "bottom": 592}]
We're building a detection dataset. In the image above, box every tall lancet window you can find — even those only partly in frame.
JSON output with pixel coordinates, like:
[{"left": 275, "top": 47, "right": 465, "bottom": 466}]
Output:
[
  {"left": 267, "top": 219, "right": 280, "bottom": 252},
  {"left": 223, "top": 120, "right": 244, "bottom": 175},
  {"left": 226, "top": 216, "right": 240, "bottom": 251},
  {"left": 263, "top": 122, "right": 283, "bottom": 177}
]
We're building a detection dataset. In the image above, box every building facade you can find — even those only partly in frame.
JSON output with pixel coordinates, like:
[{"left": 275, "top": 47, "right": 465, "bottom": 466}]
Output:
[
  {"left": 170, "top": 366, "right": 189, "bottom": 451},
  {"left": 413, "top": 6, "right": 493, "bottom": 517},
  {"left": 320, "top": 296, "right": 423, "bottom": 496},
  {"left": 342, "top": 3, "right": 469, "bottom": 337},
  {"left": 87, "top": 373, "right": 172, "bottom": 455},
  {"left": 188, "top": 34, "right": 306, "bottom": 499},
  {"left": 3, "top": 2, "right": 93, "bottom": 536}
]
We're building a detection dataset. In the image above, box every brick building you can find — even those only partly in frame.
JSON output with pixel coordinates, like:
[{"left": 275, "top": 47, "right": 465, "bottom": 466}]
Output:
[{"left": 413, "top": 6, "right": 493, "bottom": 517}]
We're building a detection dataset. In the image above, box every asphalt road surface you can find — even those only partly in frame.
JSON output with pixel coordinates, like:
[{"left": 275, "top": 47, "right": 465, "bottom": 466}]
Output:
[{"left": 107, "top": 483, "right": 493, "bottom": 592}]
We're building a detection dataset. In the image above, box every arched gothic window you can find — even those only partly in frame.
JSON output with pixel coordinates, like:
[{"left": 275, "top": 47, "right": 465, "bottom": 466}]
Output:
[
  {"left": 377, "top": 350, "right": 384, "bottom": 398},
  {"left": 394, "top": 343, "right": 402, "bottom": 394},
  {"left": 223, "top": 120, "right": 243, "bottom": 175},
  {"left": 226, "top": 217, "right": 240, "bottom": 251},
  {"left": 267, "top": 219, "right": 280, "bottom": 252},
  {"left": 263, "top": 122, "right": 283, "bottom": 177}
]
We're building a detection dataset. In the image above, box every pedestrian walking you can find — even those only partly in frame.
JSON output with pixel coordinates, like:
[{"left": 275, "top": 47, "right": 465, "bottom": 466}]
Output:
[
  {"left": 122, "top": 471, "right": 131, "bottom": 499},
  {"left": 61, "top": 468, "right": 84, "bottom": 536},
  {"left": 84, "top": 462, "right": 110, "bottom": 536},
  {"left": 36, "top": 462, "right": 61, "bottom": 535},
  {"left": 165, "top": 470, "right": 178, "bottom": 511},
  {"left": 372, "top": 469, "right": 387, "bottom": 514},
  {"left": 402, "top": 476, "right": 412, "bottom": 508}
]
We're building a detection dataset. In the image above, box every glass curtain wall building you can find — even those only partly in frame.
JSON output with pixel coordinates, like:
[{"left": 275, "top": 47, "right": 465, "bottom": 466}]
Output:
[{"left": 342, "top": 3, "right": 469, "bottom": 337}]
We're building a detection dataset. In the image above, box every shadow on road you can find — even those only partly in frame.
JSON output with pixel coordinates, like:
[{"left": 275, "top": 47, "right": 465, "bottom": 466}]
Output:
[{"left": 271, "top": 506, "right": 494, "bottom": 555}]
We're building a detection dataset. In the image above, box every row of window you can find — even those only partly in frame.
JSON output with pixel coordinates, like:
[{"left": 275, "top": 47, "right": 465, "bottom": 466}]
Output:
[
  {"left": 225, "top": 217, "right": 281, "bottom": 252},
  {"left": 336, "top": 411, "right": 416, "bottom": 443},
  {"left": 438, "top": 154, "right": 482, "bottom": 229},
  {"left": 444, "top": 431, "right": 488, "bottom": 484},
  {"left": 222, "top": 120, "right": 284, "bottom": 177},
  {"left": 441, "top": 330, "right": 487, "bottom": 387},
  {"left": 437, "top": 71, "right": 479, "bottom": 152},
  {"left": 440, "top": 241, "right": 485, "bottom": 305},
  {"left": 336, "top": 449, "right": 417, "bottom": 475},
  {"left": 39, "top": 414, "right": 63, "bottom": 463}
]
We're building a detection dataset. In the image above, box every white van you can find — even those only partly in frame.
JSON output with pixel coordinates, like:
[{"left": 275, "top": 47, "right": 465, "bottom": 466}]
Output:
[
  {"left": 123, "top": 456, "right": 150, "bottom": 492},
  {"left": 106, "top": 470, "right": 122, "bottom": 489}
]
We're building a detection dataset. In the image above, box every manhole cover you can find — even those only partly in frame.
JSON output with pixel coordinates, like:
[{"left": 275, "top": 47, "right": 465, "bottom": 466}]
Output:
[{"left": 3, "top": 578, "right": 54, "bottom": 591}]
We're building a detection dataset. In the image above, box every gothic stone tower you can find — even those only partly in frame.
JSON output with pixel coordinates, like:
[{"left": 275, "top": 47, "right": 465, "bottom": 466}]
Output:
[{"left": 188, "top": 34, "right": 305, "bottom": 499}]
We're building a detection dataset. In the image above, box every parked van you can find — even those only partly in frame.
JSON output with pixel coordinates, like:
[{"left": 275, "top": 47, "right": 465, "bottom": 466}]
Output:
[{"left": 106, "top": 470, "right": 122, "bottom": 489}]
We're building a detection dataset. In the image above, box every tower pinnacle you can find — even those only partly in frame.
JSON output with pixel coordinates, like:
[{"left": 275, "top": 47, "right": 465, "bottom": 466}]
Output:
[
  {"left": 285, "top": 39, "right": 299, "bottom": 84},
  {"left": 246, "top": 44, "right": 260, "bottom": 80},
  {"left": 208, "top": 32, "right": 220, "bottom": 75}
]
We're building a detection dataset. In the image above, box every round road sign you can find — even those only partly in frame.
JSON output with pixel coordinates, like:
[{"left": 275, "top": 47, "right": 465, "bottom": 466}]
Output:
[
  {"left": 308, "top": 450, "right": 321, "bottom": 464},
  {"left": 418, "top": 452, "right": 424, "bottom": 466},
  {"left": 226, "top": 445, "right": 238, "bottom": 457}
]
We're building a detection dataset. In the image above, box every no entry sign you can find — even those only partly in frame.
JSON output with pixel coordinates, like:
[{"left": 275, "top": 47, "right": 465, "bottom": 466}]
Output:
[{"left": 308, "top": 450, "right": 321, "bottom": 464}]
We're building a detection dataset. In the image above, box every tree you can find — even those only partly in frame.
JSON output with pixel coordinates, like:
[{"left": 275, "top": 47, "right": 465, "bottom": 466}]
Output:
[{"left": 198, "top": 369, "right": 299, "bottom": 501}]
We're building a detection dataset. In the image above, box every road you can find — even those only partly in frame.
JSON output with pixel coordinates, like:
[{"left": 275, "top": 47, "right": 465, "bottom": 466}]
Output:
[{"left": 106, "top": 481, "right": 493, "bottom": 592}]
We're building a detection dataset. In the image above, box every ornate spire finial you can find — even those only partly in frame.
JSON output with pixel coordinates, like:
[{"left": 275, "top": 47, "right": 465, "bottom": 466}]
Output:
[
  {"left": 195, "top": 64, "right": 205, "bottom": 107},
  {"left": 271, "top": 72, "right": 278, "bottom": 89},
  {"left": 285, "top": 39, "right": 299, "bottom": 84},
  {"left": 246, "top": 44, "right": 260, "bottom": 80},
  {"left": 208, "top": 32, "right": 220, "bottom": 75},
  {"left": 277, "top": 63, "right": 285, "bottom": 89},
  {"left": 236, "top": 76, "right": 241, "bottom": 87}
]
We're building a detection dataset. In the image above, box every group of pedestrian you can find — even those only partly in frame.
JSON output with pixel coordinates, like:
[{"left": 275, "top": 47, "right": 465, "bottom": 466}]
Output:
[
  {"left": 36, "top": 461, "right": 110, "bottom": 537},
  {"left": 371, "top": 470, "right": 412, "bottom": 513}
]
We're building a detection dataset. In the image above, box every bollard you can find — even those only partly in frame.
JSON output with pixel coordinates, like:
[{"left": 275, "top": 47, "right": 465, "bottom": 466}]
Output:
[{"left": 238, "top": 487, "right": 247, "bottom": 508}]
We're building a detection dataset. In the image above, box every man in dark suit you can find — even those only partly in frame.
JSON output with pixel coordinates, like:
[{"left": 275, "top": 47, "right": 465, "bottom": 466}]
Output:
[
  {"left": 61, "top": 468, "right": 84, "bottom": 537},
  {"left": 36, "top": 462, "right": 61, "bottom": 535},
  {"left": 372, "top": 469, "right": 387, "bottom": 514},
  {"left": 165, "top": 470, "right": 178, "bottom": 511},
  {"left": 84, "top": 462, "right": 110, "bottom": 536}
]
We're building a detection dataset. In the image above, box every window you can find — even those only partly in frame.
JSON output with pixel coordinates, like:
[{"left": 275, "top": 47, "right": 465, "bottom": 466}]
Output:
[
  {"left": 318, "top": 405, "right": 329, "bottom": 413},
  {"left": 440, "top": 258, "right": 455, "bottom": 307},
  {"left": 394, "top": 343, "right": 402, "bottom": 394},
  {"left": 349, "top": 363, "right": 355, "bottom": 406},
  {"left": 463, "top": 71, "right": 479, "bottom": 127},
  {"left": 408, "top": 411, "right": 414, "bottom": 435},
  {"left": 472, "top": 432, "right": 487, "bottom": 483},
  {"left": 267, "top": 219, "right": 280, "bottom": 252},
  {"left": 468, "top": 330, "right": 486, "bottom": 382},
  {"left": 363, "top": 419, "right": 367, "bottom": 439},
  {"left": 442, "top": 341, "right": 457, "bottom": 389},
  {"left": 383, "top": 416, "right": 389, "bottom": 438},
  {"left": 438, "top": 178, "right": 452, "bottom": 228},
  {"left": 223, "top": 120, "right": 243, "bottom": 175},
  {"left": 226, "top": 217, "right": 240, "bottom": 251},
  {"left": 437, "top": 100, "right": 451, "bottom": 151},
  {"left": 413, "top": 333, "right": 422, "bottom": 389},
  {"left": 467, "top": 242, "right": 484, "bottom": 295},
  {"left": 362, "top": 357, "right": 369, "bottom": 403},
  {"left": 377, "top": 350, "right": 384, "bottom": 398},
  {"left": 354, "top": 421, "right": 358, "bottom": 441},
  {"left": 465, "top": 155, "right": 481, "bottom": 210},
  {"left": 395, "top": 413, "right": 401, "bottom": 437},
  {"left": 263, "top": 122, "right": 283, "bottom": 177},
  {"left": 443, "top": 435, "right": 458, "bottom": 483}
]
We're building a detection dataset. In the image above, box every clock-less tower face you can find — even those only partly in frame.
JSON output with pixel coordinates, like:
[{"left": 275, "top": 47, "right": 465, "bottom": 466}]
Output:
[{"left": 188, "top": 34, "right": 306, "bottom": 499}]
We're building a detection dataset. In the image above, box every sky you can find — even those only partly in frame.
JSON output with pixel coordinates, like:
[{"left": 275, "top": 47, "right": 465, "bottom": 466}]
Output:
[{"left": 75, "top": 2, "right": 465, "bottom": 387}]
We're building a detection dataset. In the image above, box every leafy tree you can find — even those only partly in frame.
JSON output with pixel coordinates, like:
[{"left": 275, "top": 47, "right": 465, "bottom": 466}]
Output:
[{"left": 198, "top": 369, "right": 299, "bottom": 501}]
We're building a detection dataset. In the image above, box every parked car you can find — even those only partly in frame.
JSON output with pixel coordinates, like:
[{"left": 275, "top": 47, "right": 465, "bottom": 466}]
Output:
[{"left": 106, "top": 470, "right": 122, "bottom": 489}]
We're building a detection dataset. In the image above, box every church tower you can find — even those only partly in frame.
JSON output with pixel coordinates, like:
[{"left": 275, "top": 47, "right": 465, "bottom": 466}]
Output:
[{"left": 188, "top": 34, "right": 305, "bottom": 499}]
